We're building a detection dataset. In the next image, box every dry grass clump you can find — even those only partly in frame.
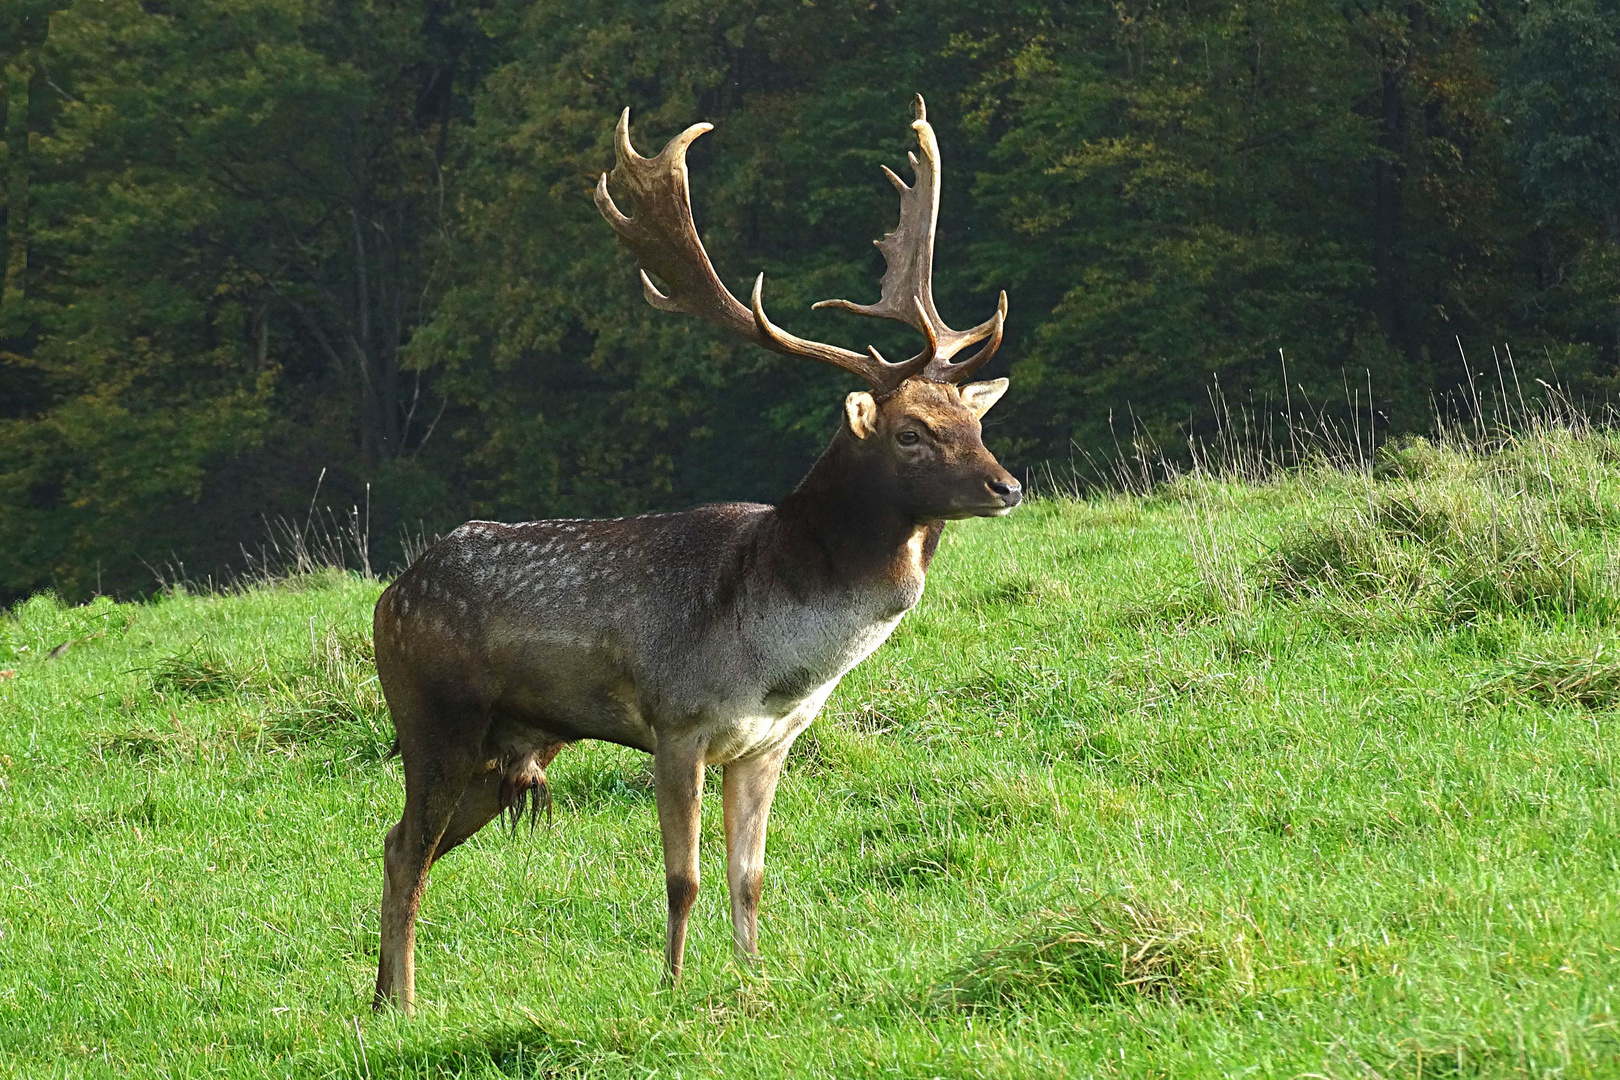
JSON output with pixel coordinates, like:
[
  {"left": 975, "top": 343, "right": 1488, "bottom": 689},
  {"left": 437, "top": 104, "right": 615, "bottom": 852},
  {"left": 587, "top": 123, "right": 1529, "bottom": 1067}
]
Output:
[
  {"left": 138, "top": 624, "right": 389, "bottom": 760},
  {"left": 1373, "top": 433, "right": 1456, "bottom": 482},
  {"left": 1470, "top": 642, "right": 1620, "bottom": 711},
  {"left": 1261, "top": 514, "right": 1425, "bottom": 602},
  {"left": 95, "top": 715, "right": 285, "bottom": 763},
  {"left": 148, "top": 647, "right": 244, "bottom": 700},
  {"left": 932, "top": 897, "right": 1222, "bottom": 1012},
  {"left": 268, "top": 624, "right": 390, "bottom": 757},
  {"left": 1256, "top": 463, "right": 1617, "bottom": 624},
  {"left": 1159, "top": 390, "right": 1620, "bottom": 629}
]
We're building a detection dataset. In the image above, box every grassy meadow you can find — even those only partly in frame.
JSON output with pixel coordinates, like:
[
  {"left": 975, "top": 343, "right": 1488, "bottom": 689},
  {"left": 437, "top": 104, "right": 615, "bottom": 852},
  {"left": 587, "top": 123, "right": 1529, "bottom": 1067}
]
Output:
[{"left": 5, "top": 420, "right": 1620, "bottom": 1077}]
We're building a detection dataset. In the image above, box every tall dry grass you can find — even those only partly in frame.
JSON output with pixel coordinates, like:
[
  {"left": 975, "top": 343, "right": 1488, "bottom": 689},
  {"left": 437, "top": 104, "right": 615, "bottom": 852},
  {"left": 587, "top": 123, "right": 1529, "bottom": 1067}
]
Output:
[{"left": 1084, "top": 358, "right": 1620, "bottom": 629}]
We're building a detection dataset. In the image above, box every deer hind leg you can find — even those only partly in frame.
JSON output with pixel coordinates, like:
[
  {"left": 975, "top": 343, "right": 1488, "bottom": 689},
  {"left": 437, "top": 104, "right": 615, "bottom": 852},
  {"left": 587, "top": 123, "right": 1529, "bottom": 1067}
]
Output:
[
  {"left": 433, "top": 740, "right": 570, "bottom": 864},
  {"left": 427, "top": 766, "right": 502, "bottom": 866},
  {"left": 722, "top": 746, "right": 788, "bottom": 964},
  {"left": 654, "top": 741, "right": 707, "bottom": 984},
  {"left": 374, "top": 740, "right": 479, "bottom": 1016}
]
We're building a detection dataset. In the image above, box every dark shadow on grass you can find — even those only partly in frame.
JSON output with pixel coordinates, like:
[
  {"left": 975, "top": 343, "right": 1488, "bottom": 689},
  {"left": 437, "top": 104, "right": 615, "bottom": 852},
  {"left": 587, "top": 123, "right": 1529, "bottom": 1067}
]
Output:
[
  {"left": 868, "top": 839, "right": 968, "bottom": 889},
  {"left": 286, "top": 1019, "right": 634, "bottom": 1079},
  {"left": 549, "top": 756, "right": 657, "bottom": 809},
  {"left": 973, "top": 574, "right": 1070, "bottom": 608},
  {"left": 394, "top": 1023, "right": 623, "bottom": 1078}
]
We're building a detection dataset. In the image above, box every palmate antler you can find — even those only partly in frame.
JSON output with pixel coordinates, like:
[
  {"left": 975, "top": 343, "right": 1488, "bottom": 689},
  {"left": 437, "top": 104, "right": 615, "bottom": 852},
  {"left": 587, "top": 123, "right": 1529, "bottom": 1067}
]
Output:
[{"left": 594, "top": 95, "right": 1006, "bottom": 395}]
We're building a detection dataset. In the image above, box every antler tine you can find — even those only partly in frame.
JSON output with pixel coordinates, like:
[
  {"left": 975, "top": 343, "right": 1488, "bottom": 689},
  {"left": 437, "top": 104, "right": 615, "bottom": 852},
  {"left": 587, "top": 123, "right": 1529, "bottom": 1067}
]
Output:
[
  {"left": 810, "top": 93, "right": 1006, "bottom": 383},
  {"left": 750, "top": 274, "right": 932, "bottom": 391},
  {"left": 595, "top": 108, "right": 925, "bottom": 394},
  {"left": 924, "top": 290, "right": 1006, "bottom": 384}
]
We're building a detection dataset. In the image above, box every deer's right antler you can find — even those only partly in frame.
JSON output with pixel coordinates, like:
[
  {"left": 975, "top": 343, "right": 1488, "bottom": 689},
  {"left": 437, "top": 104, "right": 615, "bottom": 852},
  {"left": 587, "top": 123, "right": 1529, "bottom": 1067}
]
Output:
[
  {"left": 594, "top": 109, "right": 941, "bottom": 395},
  {"left": 813, "top": 96, "right": 1007, "bottom": 385}
]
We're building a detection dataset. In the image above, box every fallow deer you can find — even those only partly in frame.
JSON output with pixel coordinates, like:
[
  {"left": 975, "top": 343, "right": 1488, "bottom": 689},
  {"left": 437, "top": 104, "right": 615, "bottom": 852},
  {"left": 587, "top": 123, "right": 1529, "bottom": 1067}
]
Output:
[{"left": 372, "top": 95, "right": 1021, "bottom": 1014}]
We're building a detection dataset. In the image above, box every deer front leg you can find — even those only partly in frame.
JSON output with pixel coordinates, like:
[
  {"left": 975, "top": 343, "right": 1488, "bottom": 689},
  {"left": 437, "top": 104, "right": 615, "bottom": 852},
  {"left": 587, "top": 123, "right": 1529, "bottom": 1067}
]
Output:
[
  {"left": 654, "top": 741, "right": 706, "bottom": 983},
  {"left": 722, "top": 746, "right": 787, "bottom": 963}
]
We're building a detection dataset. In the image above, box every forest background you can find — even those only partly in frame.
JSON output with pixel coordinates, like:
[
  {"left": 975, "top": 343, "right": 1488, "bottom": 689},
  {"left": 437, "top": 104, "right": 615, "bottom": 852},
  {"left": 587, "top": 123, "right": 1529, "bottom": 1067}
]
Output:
[{"left": 2, "top": 0, "right": 1618, "bottom": 605}]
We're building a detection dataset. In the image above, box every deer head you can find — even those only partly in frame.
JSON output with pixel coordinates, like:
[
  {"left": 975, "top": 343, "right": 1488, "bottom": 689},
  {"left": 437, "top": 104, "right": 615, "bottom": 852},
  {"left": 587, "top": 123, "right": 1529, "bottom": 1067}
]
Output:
[{"left": 594, "top": 95, "right": 1020, "bottom": 519}]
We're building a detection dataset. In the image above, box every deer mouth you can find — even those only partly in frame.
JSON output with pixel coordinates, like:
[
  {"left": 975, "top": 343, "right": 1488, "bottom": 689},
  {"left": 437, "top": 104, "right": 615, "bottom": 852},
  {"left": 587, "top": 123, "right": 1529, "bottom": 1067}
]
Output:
[
  {"left": 939, "top": 500, "right": 1019, "bottom": 520},
  {"left": 970, "top": 483, "right": 1022, "bottom": 517}
]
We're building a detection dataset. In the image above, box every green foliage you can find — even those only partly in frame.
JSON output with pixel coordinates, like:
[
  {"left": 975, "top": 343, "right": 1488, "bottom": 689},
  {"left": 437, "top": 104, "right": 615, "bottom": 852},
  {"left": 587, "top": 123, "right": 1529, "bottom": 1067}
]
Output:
[
  {"left": 1500, "top": 0, "right": 1620, "bottom": 221},
  {"left": 0, "top": 0, "right": 472, "bottom": 601},
  {"left": 5, "top": 1, "right": 1620, "bottom": 605}
]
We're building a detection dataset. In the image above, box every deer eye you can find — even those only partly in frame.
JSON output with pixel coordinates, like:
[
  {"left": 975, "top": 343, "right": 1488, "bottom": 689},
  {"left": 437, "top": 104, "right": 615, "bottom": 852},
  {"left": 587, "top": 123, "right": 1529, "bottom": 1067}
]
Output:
[{"left": 896, "top": 430, "right": 921, "bottom": 446}]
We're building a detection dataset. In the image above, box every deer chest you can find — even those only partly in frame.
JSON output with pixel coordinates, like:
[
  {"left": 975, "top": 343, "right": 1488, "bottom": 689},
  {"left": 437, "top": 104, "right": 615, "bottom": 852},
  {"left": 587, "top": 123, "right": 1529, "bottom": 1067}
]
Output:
[{"left": 687, "top": 587, "right": 914, "bottom": 763}]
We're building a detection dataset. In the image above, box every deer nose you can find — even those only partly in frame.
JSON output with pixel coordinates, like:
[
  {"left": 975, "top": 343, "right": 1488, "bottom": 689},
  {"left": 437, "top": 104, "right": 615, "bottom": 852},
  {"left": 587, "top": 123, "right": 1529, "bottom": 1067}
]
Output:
[{"left": 988, "top": 478, "right": 1022, "bottom": 506}]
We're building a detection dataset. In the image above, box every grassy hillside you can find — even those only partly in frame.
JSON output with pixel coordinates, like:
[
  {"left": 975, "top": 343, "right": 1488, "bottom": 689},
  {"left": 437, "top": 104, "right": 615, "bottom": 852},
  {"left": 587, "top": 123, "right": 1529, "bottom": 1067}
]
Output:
[{"left": 4, "top": 423, "right": 1620, "bottom": 1078}]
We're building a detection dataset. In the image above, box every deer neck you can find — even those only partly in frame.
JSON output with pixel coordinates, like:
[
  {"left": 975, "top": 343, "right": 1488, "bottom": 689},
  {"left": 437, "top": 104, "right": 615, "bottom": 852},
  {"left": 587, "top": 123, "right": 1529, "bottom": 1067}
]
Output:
[{"left": 770, "top": 428, "right": 939, "bottom": 600}]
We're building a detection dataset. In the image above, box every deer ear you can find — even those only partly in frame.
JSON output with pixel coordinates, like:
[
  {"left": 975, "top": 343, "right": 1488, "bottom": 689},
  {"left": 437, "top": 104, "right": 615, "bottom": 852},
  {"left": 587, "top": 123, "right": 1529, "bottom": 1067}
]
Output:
[
  {"left": 844, "top": 391, "right": 879, "bottom": 439},
  {"left": 958, "top": 378, "right": 1009, "bottom": 419}
]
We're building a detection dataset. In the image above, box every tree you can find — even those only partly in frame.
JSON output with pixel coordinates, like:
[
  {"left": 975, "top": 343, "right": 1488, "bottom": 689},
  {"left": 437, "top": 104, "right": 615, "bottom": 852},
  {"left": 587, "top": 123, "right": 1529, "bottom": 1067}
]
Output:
[
  {"left": 413, "top": 0, "right": 1079, "bottom": 519},
  {"left": 0, "top": 0, "right": 57, "bottom": 325},
  {"left": 952, "top": 1, "right": 1533, "bottom": 456},
  {"left": 1, "top": 0, "right": 1611, "bottom": 605},
  {"left": 0, "top": 0, "right": 491, "bottom": 602},
  {"left": 36, "top": 0, "right": 479, "bottom": 462},
  {"left": 1500, "top": 0, "right": 1620, "bottom": 367}
]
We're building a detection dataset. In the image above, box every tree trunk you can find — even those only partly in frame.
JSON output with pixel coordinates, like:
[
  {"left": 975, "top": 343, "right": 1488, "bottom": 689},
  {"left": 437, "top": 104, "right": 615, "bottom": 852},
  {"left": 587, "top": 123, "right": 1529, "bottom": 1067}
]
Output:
[
  {"left": 1609, "top": 206, "right": 1620, "bottom": 368},
  {"left": 1373, "top": 63, "right": 1408, "bottom": 358},
  {"left": 3, "top": 57, "right": 30, "bottom": 314},
  {"left": 252, "top": 296, "right": 269, "bottom": 373},
  {"left": 351, "top": 193, "right": 411, "bottom": 462}
]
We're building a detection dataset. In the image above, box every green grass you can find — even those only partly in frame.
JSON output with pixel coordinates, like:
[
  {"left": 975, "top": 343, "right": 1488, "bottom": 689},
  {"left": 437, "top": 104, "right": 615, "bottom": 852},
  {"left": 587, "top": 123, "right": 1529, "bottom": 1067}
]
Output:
[{"left": 5, "top": 427, "right": 1620, "bottom": 1077}]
